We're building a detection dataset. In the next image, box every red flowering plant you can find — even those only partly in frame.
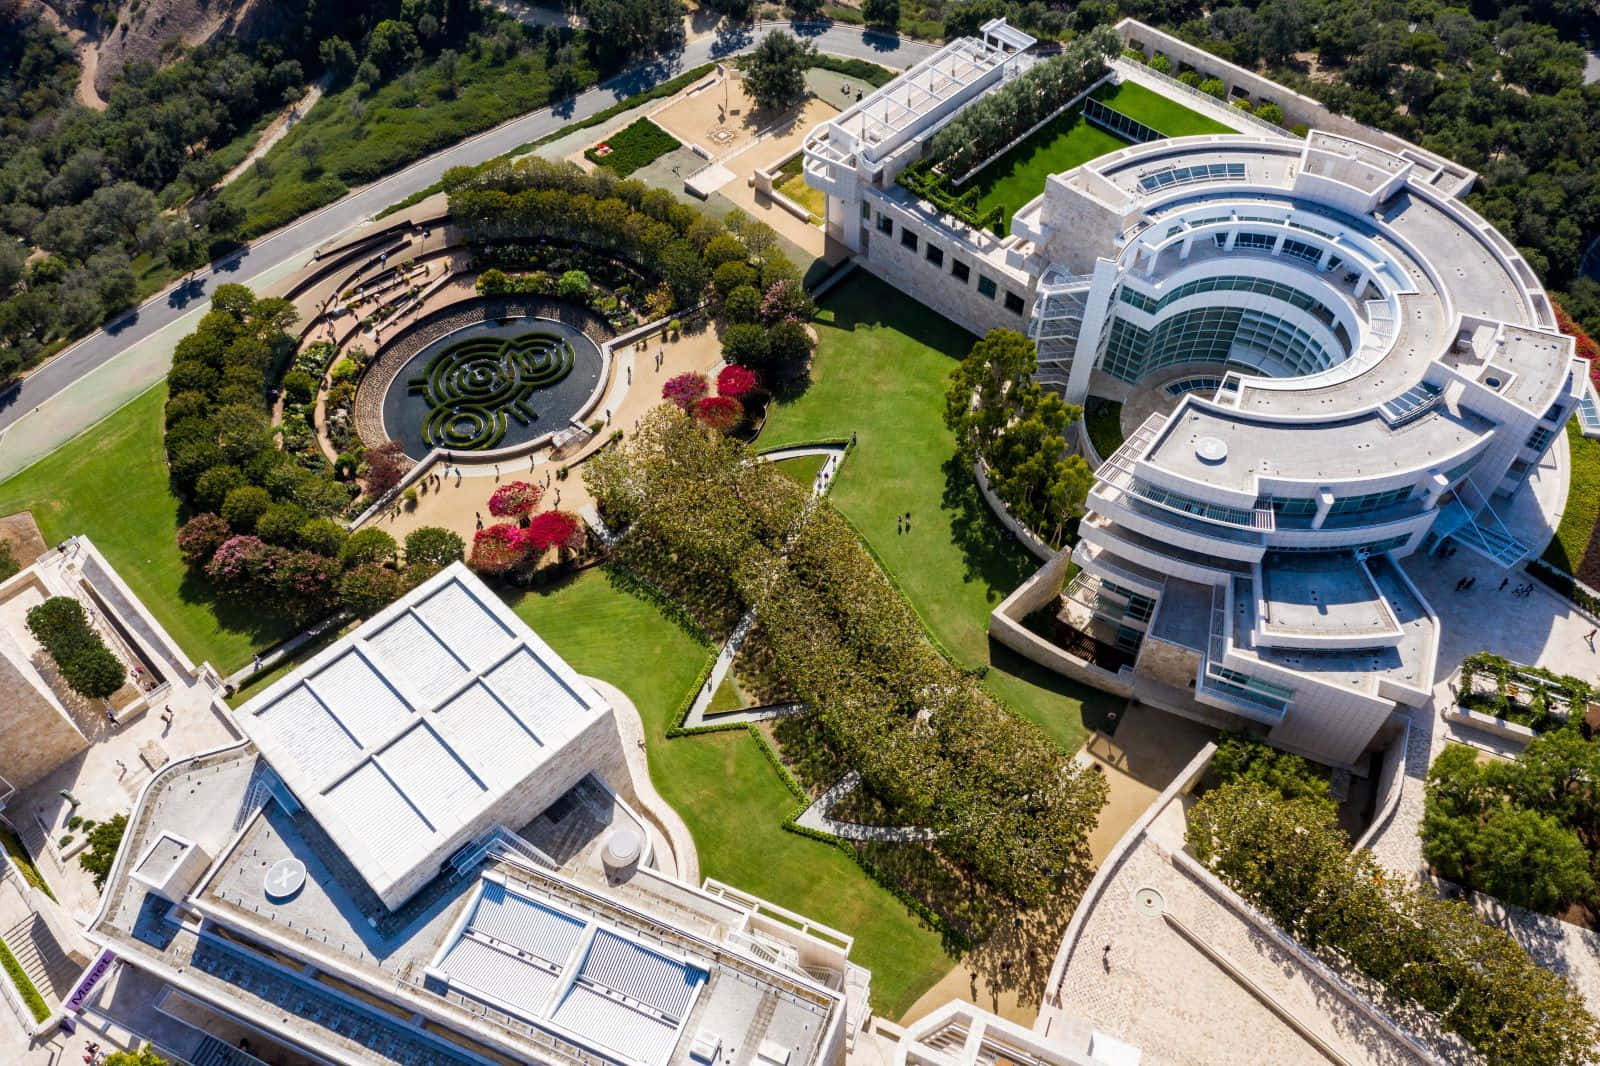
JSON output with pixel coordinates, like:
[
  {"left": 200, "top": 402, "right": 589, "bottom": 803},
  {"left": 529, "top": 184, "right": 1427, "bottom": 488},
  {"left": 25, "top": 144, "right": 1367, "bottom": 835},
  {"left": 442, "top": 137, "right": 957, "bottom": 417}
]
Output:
[
  {"left": 469, "top": 523, "right": 530, "bottom": 575},
  {"left": 693, "top": 395, "right": 744, "bottom": 433},
  {"left": 1553, "top": 299, "right": 1600, "bottom": 387},
  {"left": 525, "top": 510, "right": 585, "bottom": 556},
  {"left": 487, "top": 480, "right": 543, "bottom": 520},
  {"left": 716, "top": 364, "right": 758, "bottom": 398},
  {"left": 662, "top": 371, "right": 708, "bottom": 410}
]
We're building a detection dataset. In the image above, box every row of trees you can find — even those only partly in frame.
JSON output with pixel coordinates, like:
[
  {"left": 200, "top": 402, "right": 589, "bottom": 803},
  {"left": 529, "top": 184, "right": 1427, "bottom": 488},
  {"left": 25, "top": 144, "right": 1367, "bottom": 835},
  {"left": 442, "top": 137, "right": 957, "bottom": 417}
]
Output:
[
  {"left": 1423, "top": 730, "right": 1600, "bottom": 915},
  {"left": 1192, "top": 776, "right": 1599, "bottom": 1065},
  {"left": 24, "top": 595, "right": 125, "bottom": 700},
  {"left": 588, "top": 408, "right": 1108, "bottom": 905},
  {"left": 945, "top": 329, "right": 1093, "bottom": 548},
  {"left": 928, "top": 27, "right": 1119, "bottom": 178}
]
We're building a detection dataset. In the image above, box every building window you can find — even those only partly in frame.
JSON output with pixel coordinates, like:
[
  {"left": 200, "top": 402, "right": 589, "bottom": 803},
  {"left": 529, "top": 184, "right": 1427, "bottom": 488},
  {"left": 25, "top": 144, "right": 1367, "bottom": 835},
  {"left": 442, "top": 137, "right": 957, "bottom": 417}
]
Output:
[
  {"left": 900, "top": 228, "right": 918, "bottom": 251},
  {"left": 977, "top": 275, "right": 997, "bottom": 299},
  {"left": 925, "top": 244, "right": 943, "bottom": 268},
  {"left": 860, "top": 201, "right": 871, "bottom": 221},
  {"left": 951, "top": 260, "right": 970, "bottom": 284},
  {"left": 876, "top": 214, "right": 893, "bottom": 236},
  {"left": 1526, "top": 426, "right": 1556, "bottom": 452},
  {"left": 1004, "top": 291, "right": 1024, "bottom": 314}
]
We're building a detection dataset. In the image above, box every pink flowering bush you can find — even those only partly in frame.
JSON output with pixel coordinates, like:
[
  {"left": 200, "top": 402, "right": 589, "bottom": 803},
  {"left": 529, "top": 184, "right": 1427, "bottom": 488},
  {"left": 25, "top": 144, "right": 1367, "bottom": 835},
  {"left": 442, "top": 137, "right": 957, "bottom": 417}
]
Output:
[
  {"left": 487, "top": 480, "right": 543, "bottom": 519},
  {"left": 525, "top": 510, "right": 585, "bottom": 555},
  {"left": 178, "top": 513, "right": 231, "bottom": 567},
  {"left": 693, "top": 395, "right": 744, "bottom": 433},
  {"left": 716, "top": 364, "right": 757, "bottom": 398},
  {"left": 759, "top": 279, "right": 813, "bottom": 324},
  {"left": 205, "top": 535, "right": 277, "bottom": 587},
  {"left": 469, "top": 523, "right": 529, "bottom": 575},
  {"left": 662, "top": 372, "right": 708, "bottom": 410}
]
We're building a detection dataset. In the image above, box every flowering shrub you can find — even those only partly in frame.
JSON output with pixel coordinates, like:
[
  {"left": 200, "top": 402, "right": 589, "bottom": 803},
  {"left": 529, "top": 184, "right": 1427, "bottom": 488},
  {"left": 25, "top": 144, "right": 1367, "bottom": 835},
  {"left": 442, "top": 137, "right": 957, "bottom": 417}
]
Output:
[
  {"left": 469, "top": 523, "right": 529, "bottom": 575},
  {"left": 177, "top": 513, "right": 231, "bottom": 567},
  {"left": 487, "top": 480, "right": 543, "bottom": 519},
  {"left": 525, "top": 510, "right": 585, "bottom": 555},
  {"left": 662, "top": 372, "right": 708, "bottom": 410},
  {"left": 760, "top": 279, "right": 813, "bottom": 324},
  {"left": 273, "top": 551, "right": 340, "bottom": 623},
  {"left": 693, "top": 395, "right": 743, "bottom": 433},
  {"left": 1554, "top": 300, "right": 1600, "bottom": 386},
  {"left": 716, "top": 365, "right": 758, "bottom": 398},
  {"left": 205, "top": 536, "right": 277, "bottom": 587}
]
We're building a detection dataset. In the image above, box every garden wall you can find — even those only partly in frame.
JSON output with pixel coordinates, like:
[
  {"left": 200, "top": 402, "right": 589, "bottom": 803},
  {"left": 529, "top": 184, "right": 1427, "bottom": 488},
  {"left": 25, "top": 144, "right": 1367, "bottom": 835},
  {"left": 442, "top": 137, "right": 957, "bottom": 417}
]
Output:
[
  {"left": 989, "top": 549, "right": 1135, "bottom": 697},
  {"left": 974, "top": 459, "right": 1055, "bottom": 562}
]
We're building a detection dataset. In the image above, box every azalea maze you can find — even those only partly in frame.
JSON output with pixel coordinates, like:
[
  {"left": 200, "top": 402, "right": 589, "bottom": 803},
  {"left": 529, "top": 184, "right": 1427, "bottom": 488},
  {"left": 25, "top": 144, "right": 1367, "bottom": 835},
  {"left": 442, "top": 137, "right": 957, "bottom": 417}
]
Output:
[{"left": 408, "top": 330, "right": 576, "bottom": 449}]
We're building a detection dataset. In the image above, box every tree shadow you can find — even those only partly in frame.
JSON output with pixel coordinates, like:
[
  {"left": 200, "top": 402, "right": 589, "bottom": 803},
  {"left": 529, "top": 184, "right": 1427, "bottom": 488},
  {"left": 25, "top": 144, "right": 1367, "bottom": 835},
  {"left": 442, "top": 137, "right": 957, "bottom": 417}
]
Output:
[
  {"left": 988, "top": 637, "right": 1125, "bottom": 737},
  {"left": 176, "top": 567, "right": 298, "bottom": 653},
  {"left": 938, "top": 452, "right": 1034, "bottom": 594}
]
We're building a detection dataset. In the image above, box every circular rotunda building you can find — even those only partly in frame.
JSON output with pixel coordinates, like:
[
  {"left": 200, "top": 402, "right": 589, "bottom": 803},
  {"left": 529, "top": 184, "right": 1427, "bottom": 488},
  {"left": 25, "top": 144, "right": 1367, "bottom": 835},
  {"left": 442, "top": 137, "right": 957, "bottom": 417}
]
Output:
[{"left": 804, "top": 30, "right": 1586, "bottom": 766}]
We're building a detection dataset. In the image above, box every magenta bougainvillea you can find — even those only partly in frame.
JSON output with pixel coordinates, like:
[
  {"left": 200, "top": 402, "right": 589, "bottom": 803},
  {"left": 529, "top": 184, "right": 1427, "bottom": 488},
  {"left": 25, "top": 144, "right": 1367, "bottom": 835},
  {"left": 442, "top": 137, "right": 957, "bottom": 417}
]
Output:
[
  {"left": 525, "top": 510, "right": 585, "bottom": 554},
  {"left": 205, "top": 535, "right": 276, "bottom": 587},
  {"left": 487, "top": 480, "right": 543, "bottom": 519},
  {"left": 662, "top": 371, "right": 709, "bottom": 410},
  {"left": 693, "top": 395, "right": 744, "bottom": 433},
  {"left": 716, "top": 364, "right": 757, "bottom": 398},
  {"left": 469, "top": 523, "right": 529, "bottom": 575}
]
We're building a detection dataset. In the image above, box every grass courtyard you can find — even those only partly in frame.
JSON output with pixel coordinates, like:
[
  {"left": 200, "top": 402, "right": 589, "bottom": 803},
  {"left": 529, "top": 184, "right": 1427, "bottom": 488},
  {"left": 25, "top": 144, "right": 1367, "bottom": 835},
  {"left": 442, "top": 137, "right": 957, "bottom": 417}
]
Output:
[
  {"left": 1543, "top": 418, "right": 1600, "bottom": 583},
  {"left": 506, "top": 569, "right": 954, "bottom": 1016},
  {"left": 774, "top": 154, "right": 826, "bottom": 222},
  {"left": 0, "top": 386, "right": 295, "bottom": 673},
  {"left": 761, "top": 274, "right": 1121, "bottom": 753},
  {"left": 966, "top": 79, "right": 1234, "bottom": 228},
  {"left": 586, "top": 118, "right": 681, "bottom": 178}
]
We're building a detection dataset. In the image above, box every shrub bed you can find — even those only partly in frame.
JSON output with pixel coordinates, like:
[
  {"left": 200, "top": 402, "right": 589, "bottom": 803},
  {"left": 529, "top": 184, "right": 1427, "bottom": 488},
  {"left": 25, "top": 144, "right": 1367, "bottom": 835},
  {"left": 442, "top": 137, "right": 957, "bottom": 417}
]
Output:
[
  {"left": 25, "top": 596, "right": 125, "bottom": 700},
  {"left": 585, "top": 118, "right": 681, "bottom": 178}
]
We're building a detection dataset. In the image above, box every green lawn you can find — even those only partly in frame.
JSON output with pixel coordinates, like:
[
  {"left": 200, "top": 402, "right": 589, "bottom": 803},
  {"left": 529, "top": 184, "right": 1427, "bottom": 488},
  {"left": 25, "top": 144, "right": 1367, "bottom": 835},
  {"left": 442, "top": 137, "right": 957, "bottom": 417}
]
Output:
[
  {"left": 0, "top": 387, "right": 296, "bottom": 672},
  {"left": 769, "top": 452, "right": 829, "bottom": 492},
  {"left": 586, "top": 118, "right": 681, "bottom": 178},
  {"left": 705, "top": 676, "right": 745, "bottom": 716},
  {"left": 760, "top": 274, "right": 1121, "bottom": 753},
  {"left": 966, "top": 80, "right": 1232, "bottom": 228},
  {"left": 506, "top": 569, "right": 955, "bottom": 1016},
  {"left": 1543, "top": 418, "right": 1600, "bottom": 580},
  {"left": 773, "top": 154, "right": 825, "bottom": 221}
]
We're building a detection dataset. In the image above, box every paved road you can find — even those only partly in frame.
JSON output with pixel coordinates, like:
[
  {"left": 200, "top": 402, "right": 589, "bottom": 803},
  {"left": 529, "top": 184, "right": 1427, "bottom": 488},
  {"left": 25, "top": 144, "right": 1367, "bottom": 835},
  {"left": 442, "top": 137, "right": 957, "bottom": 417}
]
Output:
[{"left": 0, "top": 22, "right": 933, "bottom": 449}]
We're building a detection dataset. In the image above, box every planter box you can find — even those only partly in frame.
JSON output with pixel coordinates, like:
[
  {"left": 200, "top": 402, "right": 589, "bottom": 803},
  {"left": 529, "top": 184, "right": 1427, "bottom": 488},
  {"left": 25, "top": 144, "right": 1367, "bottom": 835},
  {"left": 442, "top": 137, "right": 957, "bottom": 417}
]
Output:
[{"left": 1444, "top": 705, "right": 1536, "bottom": 746}]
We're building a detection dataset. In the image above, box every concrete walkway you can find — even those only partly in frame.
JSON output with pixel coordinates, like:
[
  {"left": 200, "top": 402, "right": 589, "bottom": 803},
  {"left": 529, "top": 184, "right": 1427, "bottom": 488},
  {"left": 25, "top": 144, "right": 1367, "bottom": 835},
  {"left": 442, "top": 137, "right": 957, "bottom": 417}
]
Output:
[{"left": 793, "top": 771, "right": 939, "bottom": 842}]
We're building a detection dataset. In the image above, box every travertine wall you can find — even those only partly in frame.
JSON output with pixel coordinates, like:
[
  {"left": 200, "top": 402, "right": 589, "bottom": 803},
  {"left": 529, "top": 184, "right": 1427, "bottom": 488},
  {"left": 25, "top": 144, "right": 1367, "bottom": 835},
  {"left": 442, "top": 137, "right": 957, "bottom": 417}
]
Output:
[{"left": 0, "top": 649, "right": 88, "bottom": 792}]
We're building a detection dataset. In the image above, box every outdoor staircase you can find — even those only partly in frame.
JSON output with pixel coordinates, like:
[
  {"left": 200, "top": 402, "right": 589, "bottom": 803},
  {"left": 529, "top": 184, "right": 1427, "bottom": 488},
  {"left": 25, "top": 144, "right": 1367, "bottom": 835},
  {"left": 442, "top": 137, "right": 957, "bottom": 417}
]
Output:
[
  {"left": 2, "top": 915, "right": 79, "bottom": 1001},
  {"left": 1439, "top": 477, "right": 1529, "bottom": 567},
  {"left": 189, "top": 1034, "right": 269, "bottom": 1066}
]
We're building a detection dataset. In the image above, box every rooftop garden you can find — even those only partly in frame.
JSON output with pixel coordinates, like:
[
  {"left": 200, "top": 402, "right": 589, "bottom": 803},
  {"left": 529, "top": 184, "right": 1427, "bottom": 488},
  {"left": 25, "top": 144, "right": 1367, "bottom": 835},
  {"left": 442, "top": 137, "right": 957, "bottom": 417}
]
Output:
[{"left": 1456, "top": 651, "right": 1595, "bottom": 733}]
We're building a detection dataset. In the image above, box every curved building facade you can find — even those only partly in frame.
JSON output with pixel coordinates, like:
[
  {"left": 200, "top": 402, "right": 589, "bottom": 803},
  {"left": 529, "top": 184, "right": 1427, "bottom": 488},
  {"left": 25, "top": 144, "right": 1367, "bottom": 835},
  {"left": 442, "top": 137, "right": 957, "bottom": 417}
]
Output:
[{"left": 805, "top": 23, "right": 1585, "bottom": 765}]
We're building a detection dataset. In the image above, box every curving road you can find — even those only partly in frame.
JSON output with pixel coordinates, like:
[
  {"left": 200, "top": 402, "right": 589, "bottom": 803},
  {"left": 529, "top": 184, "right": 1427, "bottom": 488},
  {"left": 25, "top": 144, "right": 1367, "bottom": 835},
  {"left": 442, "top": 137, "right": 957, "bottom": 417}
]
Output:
[{"left": 0, "top": 22, "right": 934, "bottom": 471}]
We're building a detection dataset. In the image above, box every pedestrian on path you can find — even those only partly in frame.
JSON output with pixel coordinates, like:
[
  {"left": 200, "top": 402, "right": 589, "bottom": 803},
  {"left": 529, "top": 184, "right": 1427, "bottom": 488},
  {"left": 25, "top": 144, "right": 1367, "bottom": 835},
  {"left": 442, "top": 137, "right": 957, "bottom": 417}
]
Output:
[{"left": 1102, "top": 945, "right": 1112, "bottom": 972}]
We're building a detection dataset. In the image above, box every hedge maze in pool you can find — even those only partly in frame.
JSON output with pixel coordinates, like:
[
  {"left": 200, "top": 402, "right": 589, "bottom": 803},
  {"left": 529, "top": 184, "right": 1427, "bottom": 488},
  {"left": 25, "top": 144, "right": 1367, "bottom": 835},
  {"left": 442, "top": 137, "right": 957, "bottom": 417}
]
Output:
[{"left": 407, "top": 330, "right": 576, "bottom": 450}]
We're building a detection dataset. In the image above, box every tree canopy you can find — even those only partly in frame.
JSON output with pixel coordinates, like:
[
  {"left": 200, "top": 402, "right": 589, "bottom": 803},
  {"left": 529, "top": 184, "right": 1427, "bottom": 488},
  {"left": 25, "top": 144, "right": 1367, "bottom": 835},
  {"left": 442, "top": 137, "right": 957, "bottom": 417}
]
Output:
[{"left": 742, "top": 32, "right": 816, "bottom": 113}]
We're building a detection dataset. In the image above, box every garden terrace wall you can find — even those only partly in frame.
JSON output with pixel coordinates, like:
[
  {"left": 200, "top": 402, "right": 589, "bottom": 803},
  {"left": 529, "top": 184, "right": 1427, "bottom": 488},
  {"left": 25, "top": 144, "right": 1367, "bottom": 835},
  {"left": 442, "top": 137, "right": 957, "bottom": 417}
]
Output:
[
  {"left": 352, "top": 293, "right": 615, "bottom": 463},
  {"left": 989, "top": 548, "right": 1135, "bottom": 697}
]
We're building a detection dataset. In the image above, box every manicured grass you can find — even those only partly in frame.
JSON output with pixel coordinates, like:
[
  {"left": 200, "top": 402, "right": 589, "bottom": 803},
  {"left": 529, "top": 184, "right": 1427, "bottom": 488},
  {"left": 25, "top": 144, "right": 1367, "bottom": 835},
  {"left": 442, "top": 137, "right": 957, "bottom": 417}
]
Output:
[
  {"left": 586, "top": 118, "right": 681, "bottom": 178},
  {"left": 223, "top": 40, "right": 599, "bottom": 237},
  {"left": 774, "top": 154, "right": 825, "bottom": 221},
  {"left": 705, "top": 676, "right": 745, "bottom": 716},
  {"left": 1105, "top": 80, "right": 1234, "bottom": 138},
  {"left": 761, "top": 274, "right": 1121, "bottom": 753},
  {"left": 1083, "top": 396, "right": 1125, "bottom": 462},
  {"left": 965, "top": 80, "right": 1232, "bottom": 228},
  {"left": 0, "top": 935, "right": 49, "bottom": 1022},
  {"left": 0, "top": 387, "right": 296, "bottom": 672},
  {"left": 506, "top": 569, "right": 954, "bottom": 1016},
  {"left": 769, "top": 452, "right": 829, "bottom": 491},
  {"left": 1543, "top": 418, "right": 1600, "bottom": 581}
]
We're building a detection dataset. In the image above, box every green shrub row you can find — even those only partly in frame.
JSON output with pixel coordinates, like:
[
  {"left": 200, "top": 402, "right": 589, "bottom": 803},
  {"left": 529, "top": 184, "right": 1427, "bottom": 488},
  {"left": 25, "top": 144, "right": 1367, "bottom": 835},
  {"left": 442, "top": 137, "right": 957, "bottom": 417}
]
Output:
[
  {"left": 897, "top": 160, "right": 1005, "bottom": 235},
  {"left": 25, "top": 596, "right": 125, "bottom": 700},
  {"left": 0, "top": 935, "right": 50, "bottom": 1022},
  {"left": 1529, "top": 557, "right": 1600, "bottom": 617},
  {"left": 809, "top": 54, "right": 897, "bottom": 88},
  {"left": 584, "top": 118, "right": 681, "bottom": 178}
]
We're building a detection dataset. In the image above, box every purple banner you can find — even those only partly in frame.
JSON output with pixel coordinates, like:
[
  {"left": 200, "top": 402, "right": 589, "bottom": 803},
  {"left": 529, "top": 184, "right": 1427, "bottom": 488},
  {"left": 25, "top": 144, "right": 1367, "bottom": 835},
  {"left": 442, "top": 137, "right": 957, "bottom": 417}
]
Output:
[{"left": 65, "top": 949, "right": 116, "bottom": 1013}]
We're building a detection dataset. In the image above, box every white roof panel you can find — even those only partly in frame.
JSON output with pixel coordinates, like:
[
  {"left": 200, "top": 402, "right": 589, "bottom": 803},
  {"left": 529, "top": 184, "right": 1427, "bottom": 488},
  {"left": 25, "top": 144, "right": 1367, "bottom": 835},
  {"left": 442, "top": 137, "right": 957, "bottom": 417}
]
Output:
[
  {"left": 376, "top": 722, "right": 485, "bottom": 827},
  {"left": 579, "top": 930, "right": 704, "bottom": 1020},
  {"left": 252, "top": 684, "right": 361, "bottom": 786},
  {"left": 468, "top": 880, "right": 587, "bottom": 965},
  {"left": 552, "top": 984, "right": 682, "bottom": 1066},
  {"left": 308, "top": 649, "right": 413, "bottom": 747},
  {"left": 433, "top": 681, "right": 546, "bottom": 778},
  {"left": 487, "top": 647, "right": 589, "bottom": 740},
  {"left": 437, "top": 936, "right": 562, "bottom": 1017},
  {"left": 414, "top": 577, "right": 517, "bottom": 671},
  {"left": 325, "top": 759, "right": 433, "bottom": 840},
  {"left": 365, "top": 609, "right": 469, "bottom": 704}
]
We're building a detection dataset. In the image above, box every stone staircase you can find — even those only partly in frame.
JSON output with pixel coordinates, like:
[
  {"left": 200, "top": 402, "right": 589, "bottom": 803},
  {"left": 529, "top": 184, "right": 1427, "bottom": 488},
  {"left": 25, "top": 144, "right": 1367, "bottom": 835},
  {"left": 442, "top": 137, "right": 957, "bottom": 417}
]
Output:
[{"left": 2, "top": 915, "right": 79, "bottom": 1001}]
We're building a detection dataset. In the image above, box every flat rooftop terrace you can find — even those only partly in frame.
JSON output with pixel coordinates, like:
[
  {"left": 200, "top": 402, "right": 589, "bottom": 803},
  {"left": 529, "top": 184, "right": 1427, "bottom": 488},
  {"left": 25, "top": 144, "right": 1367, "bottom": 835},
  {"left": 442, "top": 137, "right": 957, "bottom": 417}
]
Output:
[{"left": 1258, "top": 554, "right": 1398, "bottom": 641}]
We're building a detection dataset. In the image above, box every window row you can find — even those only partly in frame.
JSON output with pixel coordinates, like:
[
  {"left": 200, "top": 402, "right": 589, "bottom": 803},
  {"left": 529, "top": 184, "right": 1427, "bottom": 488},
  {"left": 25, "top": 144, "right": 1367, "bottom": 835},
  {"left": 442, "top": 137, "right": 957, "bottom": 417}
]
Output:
[{"left": 874, "top": 210, "right": 1025, "bottom": 315}]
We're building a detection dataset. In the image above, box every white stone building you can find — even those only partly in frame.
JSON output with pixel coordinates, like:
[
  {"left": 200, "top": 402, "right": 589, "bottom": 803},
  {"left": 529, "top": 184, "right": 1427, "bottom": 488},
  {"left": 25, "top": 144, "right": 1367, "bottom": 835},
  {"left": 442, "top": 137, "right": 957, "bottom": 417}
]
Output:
[{"left": 806, "top": 23, "right": 1585, "bottom": 767}]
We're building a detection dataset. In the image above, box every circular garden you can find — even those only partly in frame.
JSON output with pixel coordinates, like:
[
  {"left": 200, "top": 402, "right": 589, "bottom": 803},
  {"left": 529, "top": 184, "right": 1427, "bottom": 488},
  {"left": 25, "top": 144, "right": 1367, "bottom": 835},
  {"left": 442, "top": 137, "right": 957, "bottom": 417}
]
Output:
[{"left": 381, "top": 316, "right": 604, "bottom": 460}]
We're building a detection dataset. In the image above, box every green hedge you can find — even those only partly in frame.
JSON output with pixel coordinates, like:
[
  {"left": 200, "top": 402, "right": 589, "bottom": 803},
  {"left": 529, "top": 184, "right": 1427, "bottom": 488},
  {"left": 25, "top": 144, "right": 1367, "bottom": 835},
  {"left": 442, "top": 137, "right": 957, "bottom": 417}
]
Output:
[
  {"left": 25, "top": 596, "right": 125, "bottom": 700},
  {"left": 810, "top": 55, "right": 897, "bottom": 88},
  {"left": 0, "top": 936, "right": 49, "bottom": 1022}
]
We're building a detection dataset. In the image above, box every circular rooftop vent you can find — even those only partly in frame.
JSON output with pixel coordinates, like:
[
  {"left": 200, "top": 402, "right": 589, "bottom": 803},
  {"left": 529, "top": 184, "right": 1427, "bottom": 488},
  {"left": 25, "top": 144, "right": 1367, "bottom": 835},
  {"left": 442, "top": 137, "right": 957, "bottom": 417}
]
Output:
[
  {"left": 1135, "top": 887, "right": 1165, "bottom": 917},
  {"left": 601, "top": 828, "right": 643, "bottom": 876},
  {"left": 264, "top": 858, "right": 307, "bottom": 902},
  {"left": 1195, "top": 436, "right": 1228, "bottom": 464}
]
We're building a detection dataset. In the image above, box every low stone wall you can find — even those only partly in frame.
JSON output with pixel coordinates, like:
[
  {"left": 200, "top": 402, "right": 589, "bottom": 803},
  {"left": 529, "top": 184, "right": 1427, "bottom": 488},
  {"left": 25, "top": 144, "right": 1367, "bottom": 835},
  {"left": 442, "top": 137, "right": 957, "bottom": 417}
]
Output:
[
  {"left": 1442, "top": 705, "right": 1536, "bottom": 748},
  {"left": 1353, "top": 713, "right": 1411, "bottom": 852},
  {"left": 988, "top": 549, "right": 1137, "bottom": 697},
  {"left": 974, "top": 459, "right": 1055, "bottom": 562}
]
